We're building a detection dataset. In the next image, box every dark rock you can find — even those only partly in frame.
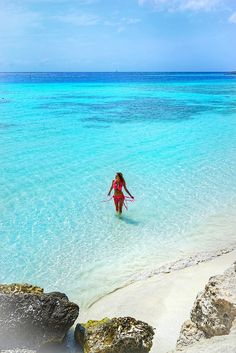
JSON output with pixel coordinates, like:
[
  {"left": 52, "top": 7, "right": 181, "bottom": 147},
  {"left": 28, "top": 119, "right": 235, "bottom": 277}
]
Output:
[
  {"left": 0, "top": 283, "right": 79, "bottom": 350},
  {"left": 74, "top": 316, "right": 155, "bottom": 353}
]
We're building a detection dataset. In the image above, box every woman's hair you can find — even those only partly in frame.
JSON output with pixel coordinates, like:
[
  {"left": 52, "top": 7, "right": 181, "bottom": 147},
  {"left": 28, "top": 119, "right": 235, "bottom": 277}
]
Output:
[{"left": 116, "top": 172, "right": 125, "bottom": 185}]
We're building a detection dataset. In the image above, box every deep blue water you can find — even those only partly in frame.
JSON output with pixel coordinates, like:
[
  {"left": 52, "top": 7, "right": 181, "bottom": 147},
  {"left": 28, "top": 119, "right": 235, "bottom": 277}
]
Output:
[{"left": 0, "top": 71, "right": 235, "bottom": 83}]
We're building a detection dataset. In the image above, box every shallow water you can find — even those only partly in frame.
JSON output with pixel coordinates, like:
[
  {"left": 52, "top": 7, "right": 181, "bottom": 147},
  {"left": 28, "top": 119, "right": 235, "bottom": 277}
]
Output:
[{"left": 1, "top": 72, "right": 236, "bottom": 307}]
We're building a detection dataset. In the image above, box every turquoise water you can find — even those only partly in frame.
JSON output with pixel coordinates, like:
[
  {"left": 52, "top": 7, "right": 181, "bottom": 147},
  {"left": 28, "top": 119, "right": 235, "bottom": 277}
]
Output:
[{"left": 1, "top": 73, "right": 236, "bottom": 307}]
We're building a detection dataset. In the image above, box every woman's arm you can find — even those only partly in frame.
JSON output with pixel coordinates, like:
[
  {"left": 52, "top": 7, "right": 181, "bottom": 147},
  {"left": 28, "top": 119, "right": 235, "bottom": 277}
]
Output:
[
  {"left": 123, "top": 183, "right": 134, "bottom": 198},
  {"left": 107, "top": 180, "right": 114, "bottom": 196}
]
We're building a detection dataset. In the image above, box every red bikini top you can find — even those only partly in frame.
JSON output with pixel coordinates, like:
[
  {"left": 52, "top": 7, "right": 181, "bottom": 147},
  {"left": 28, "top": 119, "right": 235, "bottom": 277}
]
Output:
[{"left": 113, "top": 179, "right": 123, "bottom": 191}]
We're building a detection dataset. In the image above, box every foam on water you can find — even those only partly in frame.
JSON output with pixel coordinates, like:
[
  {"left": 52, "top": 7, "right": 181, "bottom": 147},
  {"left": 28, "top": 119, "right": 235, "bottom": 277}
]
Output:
[{"left": 0, "top": 73, "right": 236, "bottom": 308}]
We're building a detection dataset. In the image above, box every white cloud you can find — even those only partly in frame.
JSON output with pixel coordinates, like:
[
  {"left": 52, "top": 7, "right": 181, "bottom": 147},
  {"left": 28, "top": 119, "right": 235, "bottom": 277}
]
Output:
[
  {"left": 228, "top": 11, "right": 236, "bottom": 23},
  {"left": 121, "top": 17, "right": 141, "bottom": 24},
  {"left": 0, "top": 1, "right": 141, "bottom": 34},
  {"left": 180, "top": 0, "right": 221, "bottom": 11},
  {"left": 139, "top": 0, "right": 222, "bottom": 12},
  {"left": 104, "top": 17, "right": 141, "bottom": 26},
  {"left": 53, "top": 13, "right": 100, "bottom": 26},
  {"left": 103, "top": 16, "right": 141, "bottom": 33},
  {"left": 0, "top": 2, "right": 42, "bottom": 35},
  {"left": 53, "top": 13, "right": 141, "bottom": 29}
]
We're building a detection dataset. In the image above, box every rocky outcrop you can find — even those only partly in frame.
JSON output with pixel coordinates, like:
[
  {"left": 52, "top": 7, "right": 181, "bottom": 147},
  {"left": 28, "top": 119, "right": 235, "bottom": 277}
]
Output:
[
  {"left": 74, "top": 316, "right": 155, "bottom": 353},
  {"left": 175, "top": 320, "right": 205, "bottom": 348},
  {"left": 171, "top": 322, "right": 236, "bottom": 353},
  {"left": 0, "top": 283, "right": 79, "bottom": 350},
  {"left": 174, "top": 262, "right": 236, "bottom": 351}
]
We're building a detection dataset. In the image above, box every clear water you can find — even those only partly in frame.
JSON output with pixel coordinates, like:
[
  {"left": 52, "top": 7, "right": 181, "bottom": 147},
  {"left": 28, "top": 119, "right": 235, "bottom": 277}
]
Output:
[{"left": 1, "top": 72, "right": 236, "bottom": 308}]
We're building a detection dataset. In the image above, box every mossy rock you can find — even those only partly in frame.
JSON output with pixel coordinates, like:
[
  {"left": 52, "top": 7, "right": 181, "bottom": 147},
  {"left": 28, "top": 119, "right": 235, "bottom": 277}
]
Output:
[
  {"left": 74, "top": 316, "right": 155, "bottom": 353},
  {"left": 0, "top": 283, "right": 43, "bottom": 294},
  {"left": 82, "top": 318, "right": 111, "bottom": 329}
]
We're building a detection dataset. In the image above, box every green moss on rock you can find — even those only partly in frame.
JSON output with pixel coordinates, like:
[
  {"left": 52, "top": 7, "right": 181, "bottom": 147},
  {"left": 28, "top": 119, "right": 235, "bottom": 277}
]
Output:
[
  {"left": 75, "top": 316, "right": 155, "bottom": 353},
  {"left": 0, "top": 283, "right": 43, "bottom": 294},
  {"left": 82, "top": 318, "right": 111, "bottom": 329}
]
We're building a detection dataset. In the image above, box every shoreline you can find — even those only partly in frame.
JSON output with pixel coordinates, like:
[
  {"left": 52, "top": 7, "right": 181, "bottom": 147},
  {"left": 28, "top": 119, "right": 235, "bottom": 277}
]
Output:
[
  {"left": 86, "top": 242, "right": 236, "bottom": 309},
  {"left": 78, "top": 244, "right": 236, "bottom": 353}
]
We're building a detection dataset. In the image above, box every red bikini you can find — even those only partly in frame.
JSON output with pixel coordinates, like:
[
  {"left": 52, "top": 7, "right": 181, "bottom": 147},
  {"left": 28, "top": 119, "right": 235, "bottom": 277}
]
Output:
[
  {"left": 102, "top": 179, "right": 134, "bottom": 210},
  {"left": 101, "top": 180, "right": 134, "bottom": 210},
  {"left": 112, "top": 179, "right": 125, "bottom": 204},
  {"left": 113, "top": 179, "right": 123, "bottom": 191}
]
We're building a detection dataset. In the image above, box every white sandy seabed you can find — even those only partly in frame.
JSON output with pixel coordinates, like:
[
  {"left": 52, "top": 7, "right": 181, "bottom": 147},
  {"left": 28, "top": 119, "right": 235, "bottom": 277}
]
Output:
[{"left": 78, "top": 242, "right": 236, "bottom": 353}]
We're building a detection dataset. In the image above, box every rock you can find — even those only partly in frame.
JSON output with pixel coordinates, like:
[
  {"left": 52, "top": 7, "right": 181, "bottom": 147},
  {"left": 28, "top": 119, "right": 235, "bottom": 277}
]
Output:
[
  {"left": 176, "top": 320, "right": 205, "bottom": 350},
  {"left": 0, "top": 283, "right": 79, "bottom": 349},
  {"left": 175, "top": 262, "right": 236, "bottom": 351},
  {"left": 190, "top": 262, "right": 236, "bottom": 338},
  {"left": 171, "top": 321, "right": 236, "bottom": 353},
  {"left": 0, "top": 284, "right": 43, "bottom": 294},
  {"left": 74, "top": 316, "right": 155, "bottom": 353}
]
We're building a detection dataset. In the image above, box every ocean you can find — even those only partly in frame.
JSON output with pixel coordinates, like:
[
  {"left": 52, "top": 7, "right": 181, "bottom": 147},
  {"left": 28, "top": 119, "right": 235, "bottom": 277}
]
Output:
[{"left": 1, "top": 72, "right": 236, "bottom": 308}]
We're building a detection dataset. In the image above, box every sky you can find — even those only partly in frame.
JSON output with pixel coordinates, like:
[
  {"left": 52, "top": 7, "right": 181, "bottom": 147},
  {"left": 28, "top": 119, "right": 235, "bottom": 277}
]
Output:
[{"left": 0, "top": 0, "right": 236, "bottom": 71}]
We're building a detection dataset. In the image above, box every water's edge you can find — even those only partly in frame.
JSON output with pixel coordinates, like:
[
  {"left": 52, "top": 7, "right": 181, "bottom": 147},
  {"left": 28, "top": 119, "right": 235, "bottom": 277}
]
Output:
[{"left": 88, "top": 241, "right": 236, "bottom": 309}]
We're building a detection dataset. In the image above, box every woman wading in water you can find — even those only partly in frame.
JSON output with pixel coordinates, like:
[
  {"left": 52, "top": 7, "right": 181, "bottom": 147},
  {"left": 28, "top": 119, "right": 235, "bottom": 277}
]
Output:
[{"left": 107, "top": 172, "right": 134, "bottom": 216}]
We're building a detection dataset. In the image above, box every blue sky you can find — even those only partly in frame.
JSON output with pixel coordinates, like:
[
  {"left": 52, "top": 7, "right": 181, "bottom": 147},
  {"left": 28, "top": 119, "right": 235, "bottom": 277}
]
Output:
[{"left": 0, "top": 0, "right": 236, "bottom": 71}]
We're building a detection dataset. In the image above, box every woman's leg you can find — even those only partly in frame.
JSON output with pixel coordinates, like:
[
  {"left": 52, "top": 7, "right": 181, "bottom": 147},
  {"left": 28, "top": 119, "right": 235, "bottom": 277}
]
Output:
[
  {"left": 113, "top": 197, "right": 119, "bottom": 212},
  {"left": 118, "top": 196, "right": 124, "bottom": 214}
]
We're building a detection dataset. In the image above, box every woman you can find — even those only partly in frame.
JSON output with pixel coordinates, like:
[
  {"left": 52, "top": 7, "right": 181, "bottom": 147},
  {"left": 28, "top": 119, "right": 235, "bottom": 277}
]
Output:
[{"left": 107, "top": 172, "right": 134, "bottom": 216}]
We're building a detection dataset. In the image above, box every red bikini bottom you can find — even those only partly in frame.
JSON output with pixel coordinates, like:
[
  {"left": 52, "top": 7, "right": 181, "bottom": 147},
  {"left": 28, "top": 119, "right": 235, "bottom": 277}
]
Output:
[{"left": 101, "top": 195, "right": 134, "bottom": 210}]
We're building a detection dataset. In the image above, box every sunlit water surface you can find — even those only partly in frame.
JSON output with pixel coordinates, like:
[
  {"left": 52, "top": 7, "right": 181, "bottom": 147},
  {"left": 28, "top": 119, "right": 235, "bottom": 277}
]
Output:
[{"left": 1, "top": 72, "right": 236, "bottom": 307}]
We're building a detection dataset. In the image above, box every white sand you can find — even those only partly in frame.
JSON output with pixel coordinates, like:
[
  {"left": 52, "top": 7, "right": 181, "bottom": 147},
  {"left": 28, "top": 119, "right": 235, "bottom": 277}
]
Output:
[{"left": 79, "top": 249, "right": 236, "bottom": 353}]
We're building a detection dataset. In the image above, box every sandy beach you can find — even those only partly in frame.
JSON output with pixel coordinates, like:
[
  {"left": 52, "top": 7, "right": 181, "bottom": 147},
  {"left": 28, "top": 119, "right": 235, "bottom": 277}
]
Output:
[{"left": 79, "top": 247, "right": 236, "bottom": 353}]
